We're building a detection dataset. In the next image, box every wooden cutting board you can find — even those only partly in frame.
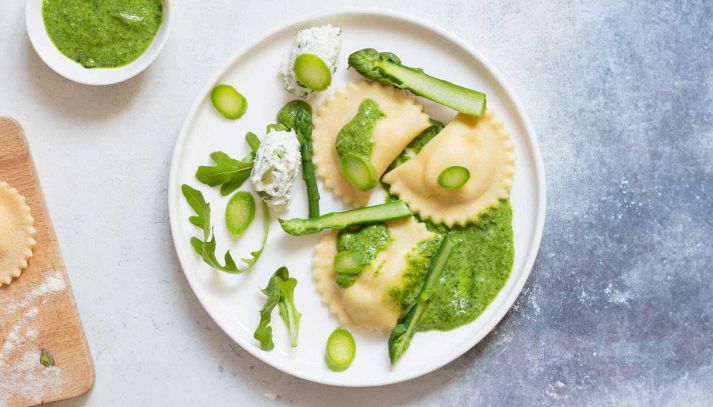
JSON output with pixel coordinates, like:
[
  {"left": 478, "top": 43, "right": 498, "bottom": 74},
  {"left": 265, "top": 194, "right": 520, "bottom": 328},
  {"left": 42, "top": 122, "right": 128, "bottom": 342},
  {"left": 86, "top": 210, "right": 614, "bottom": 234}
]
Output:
[{"left": 0, "top": 118, "right": 94, "bottom": 406}]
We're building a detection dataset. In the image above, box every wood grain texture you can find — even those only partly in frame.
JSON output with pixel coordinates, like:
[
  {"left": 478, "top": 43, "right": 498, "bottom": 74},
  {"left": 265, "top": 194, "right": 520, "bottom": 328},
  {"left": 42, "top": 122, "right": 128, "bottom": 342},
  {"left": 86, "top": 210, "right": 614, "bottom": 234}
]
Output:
[{"left": 0, "top": 118, "right": 94, "bottom": 406}]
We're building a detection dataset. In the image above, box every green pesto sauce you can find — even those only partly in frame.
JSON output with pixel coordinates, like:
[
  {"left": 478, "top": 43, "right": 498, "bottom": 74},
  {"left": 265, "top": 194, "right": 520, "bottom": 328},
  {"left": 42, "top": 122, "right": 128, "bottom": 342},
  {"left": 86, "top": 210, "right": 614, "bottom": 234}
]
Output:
[
  {"left": 417, "top": 201, "right": 514, "bottom": 331},
  {"left": 336, "top": 223, "right": 392, "bottom": 288},
  {"left": 387, "top": 236, "right": 441, "bottom": 310},
  {"left": 383, "top": 202, "right": 513, "bottom": 331},
  {"left": 335, "top": 99, "right": 385, "bottom": 161},
  {"left": 42, "top": 0, "right": 163, "bottom": 68}
]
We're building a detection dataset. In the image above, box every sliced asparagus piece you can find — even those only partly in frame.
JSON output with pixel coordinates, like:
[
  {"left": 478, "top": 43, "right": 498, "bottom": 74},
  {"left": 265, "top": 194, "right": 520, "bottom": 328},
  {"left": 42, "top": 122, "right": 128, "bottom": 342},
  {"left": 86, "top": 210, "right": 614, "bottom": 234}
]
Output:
[
  {"left": 334, "top": 251, "right": 368, "bottom": 274},
  {"left": 340, "top": 153, "right": 377, "bottom": 191},
  {"left": 438, "top": 166, "right": 471, "bottom": 190},
  {"left": 210, "top": 84, "right": 247, "bottom": 120},
  {"left": 278, "top": 201, "right": 412, "bottom": 236},
  {"left": 325, "top": 327, "right": 356, "bottom": 372},
  {"left": 294, "top": 53, "right": 332, "bottom": 91},
  {"left": 225, "top": 191, "right": 256, "bottom": 236}
]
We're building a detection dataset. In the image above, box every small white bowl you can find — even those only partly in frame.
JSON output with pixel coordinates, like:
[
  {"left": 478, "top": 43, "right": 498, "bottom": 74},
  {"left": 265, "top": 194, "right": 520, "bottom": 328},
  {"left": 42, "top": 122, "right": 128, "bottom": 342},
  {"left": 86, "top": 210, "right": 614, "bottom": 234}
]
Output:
[{"left": 26, "top": 0, "right": 171, "bottom": 86}]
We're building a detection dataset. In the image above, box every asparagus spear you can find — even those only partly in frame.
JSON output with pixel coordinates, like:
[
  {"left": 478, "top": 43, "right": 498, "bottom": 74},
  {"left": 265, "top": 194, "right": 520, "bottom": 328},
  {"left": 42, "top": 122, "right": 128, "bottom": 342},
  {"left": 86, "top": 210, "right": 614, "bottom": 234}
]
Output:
[
  {"left": 388, "top": 234, "right": 458, "bottom": 364},
  {"left": 276, "top": 101, "right": 321, "bottom": 218},
  {"left": 348, "top": 49, "right": 486, "bottom": 117},
  {"left": 278, "top": 201, "right": 412, "bottom": 236}
]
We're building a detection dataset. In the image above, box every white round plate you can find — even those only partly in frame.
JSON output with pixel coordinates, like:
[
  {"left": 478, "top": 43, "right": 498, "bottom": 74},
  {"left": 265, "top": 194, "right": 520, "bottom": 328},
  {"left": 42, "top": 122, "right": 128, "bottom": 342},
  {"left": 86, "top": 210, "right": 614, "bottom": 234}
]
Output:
[
  {"left": 26, "top": 0, "right": 172, "bottom": 85},
  {"left": 168, "top": 10, "right": 545, "bottom": 387}
]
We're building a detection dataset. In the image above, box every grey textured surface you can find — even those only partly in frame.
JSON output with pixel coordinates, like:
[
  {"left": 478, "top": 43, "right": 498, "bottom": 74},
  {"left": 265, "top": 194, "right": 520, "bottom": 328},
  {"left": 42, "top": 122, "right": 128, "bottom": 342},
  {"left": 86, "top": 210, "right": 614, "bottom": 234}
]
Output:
[{"left": 1, "top": 0, "right": 712, "bottom": 406}]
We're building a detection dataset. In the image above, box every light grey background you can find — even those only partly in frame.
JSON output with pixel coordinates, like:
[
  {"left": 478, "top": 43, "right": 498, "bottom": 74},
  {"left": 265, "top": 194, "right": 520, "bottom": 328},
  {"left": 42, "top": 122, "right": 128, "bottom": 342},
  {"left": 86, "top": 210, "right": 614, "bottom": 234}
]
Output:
[{"left": 1, "top": 0, "right": 711, "bottom": 405}]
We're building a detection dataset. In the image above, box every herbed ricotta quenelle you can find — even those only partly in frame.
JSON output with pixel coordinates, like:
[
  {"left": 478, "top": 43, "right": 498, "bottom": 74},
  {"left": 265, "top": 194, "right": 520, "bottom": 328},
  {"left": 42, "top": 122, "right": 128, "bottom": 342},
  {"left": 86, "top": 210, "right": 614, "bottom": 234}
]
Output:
[
  {"left": 280, "top": 24, "right": 342, "bottom": 98},
  {"left": 250, "top": 129, "right": 302, "bottom": 210}
]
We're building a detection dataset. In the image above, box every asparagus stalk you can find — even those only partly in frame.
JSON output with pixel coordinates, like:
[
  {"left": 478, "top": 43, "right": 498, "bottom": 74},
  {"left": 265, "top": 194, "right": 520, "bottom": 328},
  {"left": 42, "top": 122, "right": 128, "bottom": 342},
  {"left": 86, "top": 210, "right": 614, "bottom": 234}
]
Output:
[
  {"left": 388, "top": 234, "right": 458, "bottom": 364},
  {"left": 348, "top": 49, "right": 487, "bottom": 117},
  {"left": 276, "top": 101, "right": 321, "bottom": 217},
  {"left": 278, "top": 201, "right": 412, "bottom": 236}
]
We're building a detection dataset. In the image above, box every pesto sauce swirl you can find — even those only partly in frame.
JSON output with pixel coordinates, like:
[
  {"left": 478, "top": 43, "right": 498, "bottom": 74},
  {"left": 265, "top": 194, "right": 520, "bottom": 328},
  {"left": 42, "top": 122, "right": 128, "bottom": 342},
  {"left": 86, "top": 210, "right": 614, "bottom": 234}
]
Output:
[
  {"left": 417, "top": 202, "right": 514, "bottom": 330},
  {"left": 387, "top": 236, "right": 442, "bottom": 310},
  {"left": 335, "top": 98, "right": 385, "bottom": 162},
  {"left": 336, "top": 223, "right": 392, "bottom": 287}
]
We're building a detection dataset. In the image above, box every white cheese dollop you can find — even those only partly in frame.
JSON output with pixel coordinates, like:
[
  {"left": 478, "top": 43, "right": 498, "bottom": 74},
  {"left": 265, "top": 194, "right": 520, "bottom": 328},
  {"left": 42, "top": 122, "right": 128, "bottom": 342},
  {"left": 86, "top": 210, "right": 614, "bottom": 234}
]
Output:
[
  {"left": 250, "top": 129, "right": 302, "bottom": 210},
  {"left": 280, "top": 24, "right": 342, "bottom": 99}
]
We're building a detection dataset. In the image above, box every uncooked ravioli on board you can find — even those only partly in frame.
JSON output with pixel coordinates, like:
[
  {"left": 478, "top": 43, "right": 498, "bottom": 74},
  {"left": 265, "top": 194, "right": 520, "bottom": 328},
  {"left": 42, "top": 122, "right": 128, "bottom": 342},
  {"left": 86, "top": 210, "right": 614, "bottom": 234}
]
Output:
[{"left": 0, "top": 181, "right": 36, "bottom": 285}]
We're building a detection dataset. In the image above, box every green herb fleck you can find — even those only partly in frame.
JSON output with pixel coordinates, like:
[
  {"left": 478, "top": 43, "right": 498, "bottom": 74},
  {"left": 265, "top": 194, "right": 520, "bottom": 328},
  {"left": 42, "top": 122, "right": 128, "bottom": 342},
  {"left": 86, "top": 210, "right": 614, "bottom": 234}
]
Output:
[{"left": 40, "top": 349, "right": 55, "bottom": 367}]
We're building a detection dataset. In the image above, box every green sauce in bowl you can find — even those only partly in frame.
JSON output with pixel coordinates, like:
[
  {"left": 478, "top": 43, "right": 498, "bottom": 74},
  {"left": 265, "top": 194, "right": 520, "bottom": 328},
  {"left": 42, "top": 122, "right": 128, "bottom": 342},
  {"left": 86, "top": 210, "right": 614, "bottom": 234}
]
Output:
[{"left": 42, "top": 0, "right": 163, "bottom": 69}]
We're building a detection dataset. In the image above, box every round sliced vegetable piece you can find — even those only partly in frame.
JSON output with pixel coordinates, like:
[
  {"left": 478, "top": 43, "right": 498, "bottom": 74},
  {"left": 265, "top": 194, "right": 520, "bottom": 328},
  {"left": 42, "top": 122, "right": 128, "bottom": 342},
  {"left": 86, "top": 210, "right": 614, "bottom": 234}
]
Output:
[
  {"left": 211, "top": 84, "right": 248, "bottom": 120},
  {"left": 294, "top": 54, "right": 332, "bottom": 91},
  {"left": 225, "top": 191, "right": 256, "bottom": 236},
  {"left": 325, "top": 327, "right": 356, "bottom": 372},
  {"left": 340, "top": 153, "right": 377, "bottom": 191},
  {"left": 438, "top": 166, "right": 471, "bottom": 190},
  {"left": 334, "top": 251, "right": 367, "bottom": 274}
]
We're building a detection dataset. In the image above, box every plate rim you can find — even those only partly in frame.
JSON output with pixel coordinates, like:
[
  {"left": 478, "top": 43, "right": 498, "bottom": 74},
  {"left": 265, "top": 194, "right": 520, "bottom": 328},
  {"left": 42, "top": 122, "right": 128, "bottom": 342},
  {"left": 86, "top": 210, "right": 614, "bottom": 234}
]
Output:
[{"left": 168, "top": 8, "right": 547, "bottom": 387}]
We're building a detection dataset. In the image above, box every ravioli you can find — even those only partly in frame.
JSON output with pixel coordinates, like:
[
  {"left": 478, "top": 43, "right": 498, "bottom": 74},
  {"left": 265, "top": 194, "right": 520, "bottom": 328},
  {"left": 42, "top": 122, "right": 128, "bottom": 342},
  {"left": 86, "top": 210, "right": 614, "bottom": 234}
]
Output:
[
  {"left": 383, "top": 111, "right": 515, "bottom": 226},
  {"left": 313, "top": 217, "right": 435, "bottom": 332},
  {"left": 312, "top": 81, "right": 431, "bottom": 207},
  {"left": 0, "top": 181, "right": 36, "bottom": 285}
]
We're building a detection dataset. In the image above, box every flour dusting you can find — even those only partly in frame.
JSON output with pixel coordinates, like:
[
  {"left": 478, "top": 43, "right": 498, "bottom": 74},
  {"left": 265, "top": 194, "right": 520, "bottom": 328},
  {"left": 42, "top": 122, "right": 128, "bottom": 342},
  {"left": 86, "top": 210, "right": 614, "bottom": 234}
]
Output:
[
  {"left": 3, "top": 272, "right": 66, "bottom": 316},
  {"left": 0, "top": 273, "right": 67, "bottom": 406},
  {"left": 0, "top": 350, "right": 64, "bottom": 407}
]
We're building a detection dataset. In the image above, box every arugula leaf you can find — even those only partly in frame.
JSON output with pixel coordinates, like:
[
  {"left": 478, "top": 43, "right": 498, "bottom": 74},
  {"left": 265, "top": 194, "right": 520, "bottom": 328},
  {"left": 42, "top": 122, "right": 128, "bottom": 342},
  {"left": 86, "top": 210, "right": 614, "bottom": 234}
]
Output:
[
  {"left": 182, "top": 184, "right": 270, "bottom": 274},
  {"left": 189, "top": 235, "right": 238, "bottom": 272},
  {"left": 237, "top": 198, "right": 270, "bottom": 270},
  {"left": 277, "top": 275, "right": 300, "bottom": 347},
  {"left": 254, "top": 267, "right": 301, "bottom": 351},
  {"left": 195, "top": 151, "right": 253, "bottom": 196},
  {"left": 245, "top": 131, "right": 261, "bottom": 157},
  {"left": 254, "top": 271, "right": 284, "bottom": 350},
  {"left": 181, "top": 184, "right": 211, "bottom": 240}
]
